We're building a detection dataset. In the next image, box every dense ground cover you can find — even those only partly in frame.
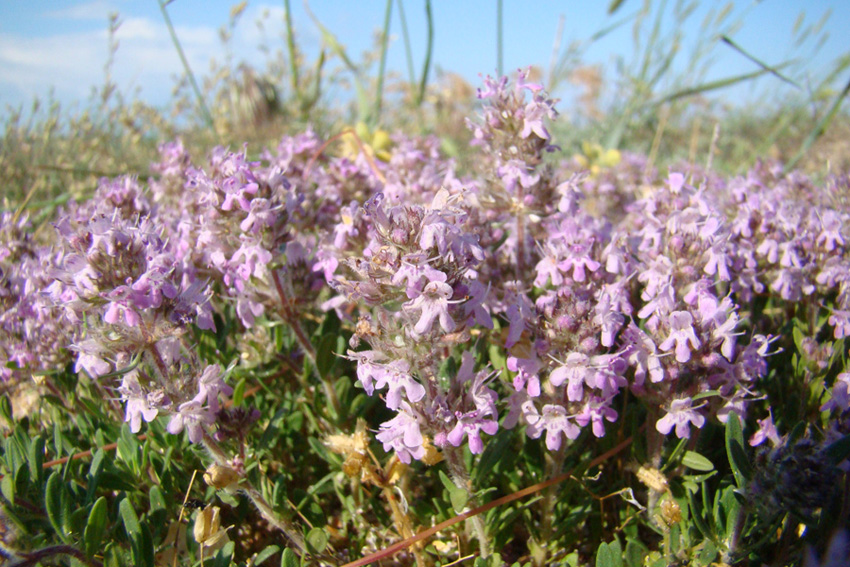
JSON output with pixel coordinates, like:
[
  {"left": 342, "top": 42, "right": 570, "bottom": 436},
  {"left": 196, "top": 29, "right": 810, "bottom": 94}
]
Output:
[{"left": 3, "top": 3, "right": 850, "bottom": 566}]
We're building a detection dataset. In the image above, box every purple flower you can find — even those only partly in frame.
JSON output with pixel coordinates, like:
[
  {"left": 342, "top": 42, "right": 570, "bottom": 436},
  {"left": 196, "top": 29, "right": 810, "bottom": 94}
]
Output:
[
  {"left": 550, "top": 353, "right": 591, "bottom": 402},
  {"left": 497, "top": 159, "right": 541, "bottom": 194},
  {"left": 72, "top": 339, "right": 112, "bottom": 378},
  {"left": 193, "top": 365, "right": 233, "bottom": 413},
  {"left": 167, "top": 400, "right": 215, "bottom": 443},
  {"left": 463, "top": 280, "right": 493, "bottom": 329},
  {"left": 406, "top": 280, "right": 455, "bottom": 335},
  {"left": 658, "top": 311, "right": 701, "bottom": 363},
  {"left": 593, "top": 291, "right": 625, "bottom": 348},
  {"left": 447, "top": 412, "right": 499, "bottom": 454},
  {"left": 121, "top": 375, "right": 163, "bottom": 433},
  {"left": 392, "top": 261, "right": 447, "bottom": 298},
  {"left": 350, "top": 351, "right": 426, "bottom": 409},
  {"left": 656, "top": 398, "right": 705, "bottom": 439},
  {"left": 525, "top": 403, "right": 581, "bottom": 451},
  {"left": 828, "top": 308, "right": 850, "bottom": 339},
  {"left": 749, "top": 412, "right": 781, "bottom": 447},
  {"left": 375, "top": 404, "right": 425, "bottom": 464},
  {"left": 622, "top": 322, "right": 665, "bottom": 388},
  {"left": 821, "top": 373, "right": 850, "bottom": 413},
  {"left": 574, "top": 396, "right": 618, "bottom": 438},
  {"left": 815, "top": 210, "right": 845, "bottom": 252},
  {"left": 235, "top": 296, "right": 265, "bottom": 328},
  {"left": 508, "top": 355, "right": 542, "bottom": 397},
  {"left": 534, "top": 248, "right": 564, "bottom": 288}
]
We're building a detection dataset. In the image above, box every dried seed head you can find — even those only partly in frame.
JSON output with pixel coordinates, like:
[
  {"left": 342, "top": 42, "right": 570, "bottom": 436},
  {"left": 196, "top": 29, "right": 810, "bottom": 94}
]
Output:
[
  {"left": 203, "top": 463, "right": 240, "bottom": 492},
  {"left": 420, "top": 436, "right": 444, "bottom": 467},
  {"left": 635, "top": 465, "right": 669, "bottom": 493},
  {"left": 659, "top": 497, "right": 682, "bottom": 526},
  {"left": 193, "top": 505, "right": 230, "bottom": 552},
  {"left": 326, "top": 419, "right": 373, "bottom": 479}
]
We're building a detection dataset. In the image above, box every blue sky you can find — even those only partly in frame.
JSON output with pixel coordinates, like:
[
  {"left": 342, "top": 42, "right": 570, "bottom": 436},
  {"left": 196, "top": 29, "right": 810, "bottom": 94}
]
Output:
[{"left": 1, "top": 1, "right": 847, "bottom": 117}]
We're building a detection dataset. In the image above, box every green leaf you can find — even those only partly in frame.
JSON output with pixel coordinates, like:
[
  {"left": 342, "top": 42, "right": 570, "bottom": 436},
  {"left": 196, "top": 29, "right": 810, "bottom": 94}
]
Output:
[
  {"left": 474, "top": 429, "right": 512, "bottom": 483},
  {"left": 316, "top": 333, "right": 338, "bottom": 379},
  {"left": 724, "top": 413, "right": 751, "bottom": 488},
  {"left": 596, "top": 540, "right": 623, "bottom": 567},
  {"left": 696, "top": 539, "right": 718, "bottom": 566},
  {"left": 439, "top": 470, "right": 469, "bottom": 512},
  {"left": 281, "top": 547, "right": 299, "bottom": 567},
  {"left": 306, "top": 527, "right": 329, "bottom": 554},
  {"left": 272, "top": 477, "right": 289, "bottom": 512},
  {"left": 722, "top": 488, "right": 742, "bottom": 541},
  {"left": 4, "top": 433, "right": 26, "bottom": 475},
  {"left": 0, "top": 393, "right": 12, "bottom": 424},
  {"left": 27, "top": 434, "right": 45, "bottom": 487},
  {"left": 213, "top": 541, "right": 235, "bottom": 567},
  {"left": 624, "top": 540, "right": 646, "bottom": 567},
  {"left": 45, "top": 471, "right": 71, "bottom": 542},
  {"left": 84, "top": 496, "right": 109, "bottom": 557},
  {"left": 682, "top": 451, "right": 714, "bottom": 472},
  {"left": 253, "top": 545, "right": 280, "bottom": 565},
  {"left": 686, "top": 489, "right": 716, "bottom": 542},
  {"left": 825, "top": 434, "right": 850, "bottom": 465},
  {"left": 149, "top": 485, "right": 167, "bottom": 514},
  {"left": 119, "top": 498, "right": 142, "bottom": 539},
  {"left": 690, "top": 390, "right": 721, "bottom": 403},
  {"left": 120, "top": 498, "right": 154, "bottom": 567},
  {"left": 86, "top": 448, "right": 105, "bottom": 503},
  {"left": 663, "top": 437, "right": 689, "bottom": 471},
  {"left": 117, "top": 425, "right": 140, "bottom": 474},
  {"left": 0, "top": 474, "right": 14, "bottom": 504},
  {"left": 232, "top": 377, "right": 247, "bottom": 407}
]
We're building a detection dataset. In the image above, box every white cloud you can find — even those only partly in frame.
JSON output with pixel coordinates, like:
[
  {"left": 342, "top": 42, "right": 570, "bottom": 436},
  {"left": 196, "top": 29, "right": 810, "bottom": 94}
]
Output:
[
  {"left": 0, "top": 2, "right": 330, "bottom": 112},
  {"left": 0, "top": 31, "right": 105, "bottom": 99},
  {"left": 115, "top": 17, "right": 158, "bottom": 41},
  {"left": 0, "top": 13, "right": 227, "bottom": 110},
  {"left": 47, "top": 1, "right": 116, "bottom": 21}
]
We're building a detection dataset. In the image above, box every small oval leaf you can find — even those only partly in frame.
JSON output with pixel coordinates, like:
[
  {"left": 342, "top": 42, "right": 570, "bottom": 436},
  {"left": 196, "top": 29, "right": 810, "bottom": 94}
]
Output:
[
  {"left": 281, "top": 547, "right": 299, "bottom": 567},
  {"left": 682, "top": 451, "right": 715, "bottom": 472},
  {"left": 84, "top": 496, "right": 109, "bottom": 557},
  {"left": 306, "top": 527, "right": 329, "bottom": 554}
]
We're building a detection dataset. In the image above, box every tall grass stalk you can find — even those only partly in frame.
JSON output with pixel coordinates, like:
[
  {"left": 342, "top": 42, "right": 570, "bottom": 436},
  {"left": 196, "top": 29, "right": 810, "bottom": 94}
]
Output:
[
  {"left": 417, "top": 0, "right": 434, "bottom": 107},
  {"left": 157, "top": 0, "right": 216, "bottom": 134},
  {"left": 785, "top": 73, "right": 850, "bottom": 173},
  {"left": 374, "top": 0, "right": 393, "bottom": 121}
]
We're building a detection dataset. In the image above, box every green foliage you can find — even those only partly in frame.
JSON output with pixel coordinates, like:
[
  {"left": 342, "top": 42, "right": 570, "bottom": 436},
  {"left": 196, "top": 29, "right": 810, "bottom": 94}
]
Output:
[{"left": 1, "top": 3, "right": 849, "bottom": 566}]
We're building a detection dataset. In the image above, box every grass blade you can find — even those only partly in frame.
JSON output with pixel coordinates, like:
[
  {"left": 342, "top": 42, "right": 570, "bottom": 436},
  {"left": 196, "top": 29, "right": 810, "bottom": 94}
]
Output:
[
  {"left": 651, "top": 65, "right": 789, "bottom": 106},
  {"left": 721, "top": 35, "right": 801, "bottom": 89},
  {"left": 157, "top": 0, "right": 215, "bottom": 134},
  {"left": 784, "top": 72, "right": 850, "bottom": 173},
  {"left": 417, "top": 0, "right": 434, "bottom": 107}
]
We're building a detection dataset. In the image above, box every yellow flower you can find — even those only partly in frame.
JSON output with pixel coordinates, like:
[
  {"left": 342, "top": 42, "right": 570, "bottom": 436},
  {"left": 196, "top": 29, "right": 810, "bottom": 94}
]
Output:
[
  {"left": 574, "top": 141, "right": 621, "bottom": 177},
  {"left": 340, "top": 122, "right": 392, "bottom": 162}
]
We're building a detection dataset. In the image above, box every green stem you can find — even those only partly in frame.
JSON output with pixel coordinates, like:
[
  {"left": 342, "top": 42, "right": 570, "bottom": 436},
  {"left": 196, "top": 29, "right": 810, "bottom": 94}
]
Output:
[
  {"left": 396, "top": 0, "right": 417, "bottom": 87},
  {"left": 202, "top": 434, "right": 307, "bottom": 555},
  {"left": 374, "top": 0, "right": 393, "bottom": 122},
  {"left": 537, "top": 446, "right": 567, "bottom": 562},
  {"left": 283, "top": 0, "right": 300, "bottom": 98},
  {"left": 417, "top": 0, "right": 434, "bottom": 107},
  {"left": 271, "top": 269, "right": 342, "bottom": 422},
  {"left": 443, "top": 445, "right": 491, "bottom": 558},
  {"left": 157, "top": 0, "right": 215, "bottom": 133}
]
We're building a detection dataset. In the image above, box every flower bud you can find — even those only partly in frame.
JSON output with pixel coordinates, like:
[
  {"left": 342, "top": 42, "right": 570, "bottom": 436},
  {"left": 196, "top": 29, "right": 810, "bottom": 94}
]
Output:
[
  {"left": 203, "top": 463, "right": 240, "bottom": 492},
  {"left": 193, "top": 505, "right": 230, "bottom": 552}
]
